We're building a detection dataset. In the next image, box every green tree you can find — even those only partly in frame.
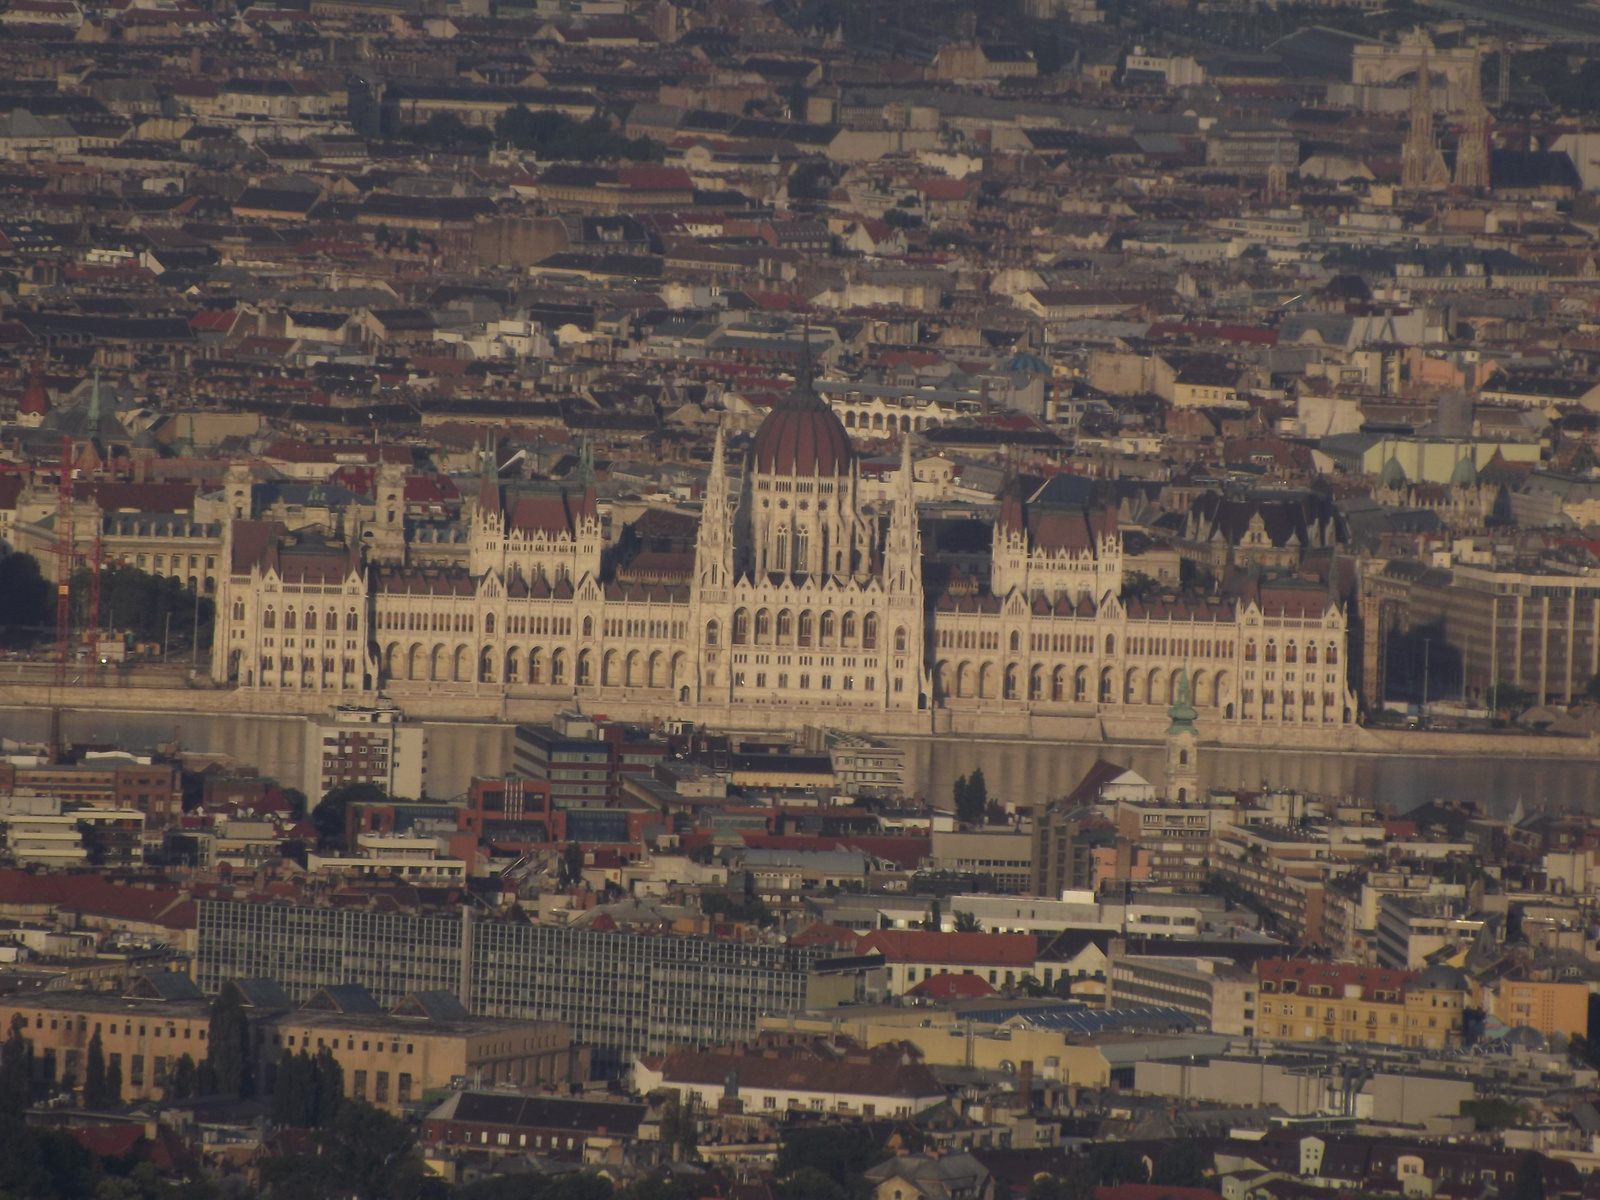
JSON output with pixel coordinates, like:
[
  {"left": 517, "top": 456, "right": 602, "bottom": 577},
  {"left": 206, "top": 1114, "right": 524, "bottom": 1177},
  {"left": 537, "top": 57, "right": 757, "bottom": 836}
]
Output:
[
  {"left": 0, "top": 553, "right": 52, "bottom": 633},
  {"left": 272, "top": 1049, "right": 312, "bottom": 1128},
  {"left": 954, "top": 768, "right": 989, "bottom": 824},
  {"left": 311, "top": 781, "right": 389, "bottom": 850},
  {"left": 561, "top": 842, "right": 585, "bottom": 887},
  {"left": 164, "top": 1052, "right": 197, "bottom": 1103},
  {"left": 281, "top": 787, "right": 308, "bottom": 820},
  {"left": 313, "top": 1045, "right": 344, "bottom": 1127},
  {"left": 1151, "top": 1138, "right": 1207, "bottom": 1187},
  {"left": 778, "top": 1168, "right": 846, "bottom": 1200},
  {"left": 83, "top": 1030, "right": 108, "bottom": 1109},
  {"left": 952, "top": 910, "right": 983, "bottom": 933},
  {"left": 0, "top": 1014, "right": 32, "bottom": 1120},
  {"left": 1087, "top": 1143, "right": 1149, "bottom": 1186},
  {"left": 1488, "top": 682, "right": 1535, "bottom": 714},
  {"left": 262, "top": 1099, "right": 423, "bottom": 1200},
  {"left": 205, "top": 985, "right": 252, "bottom": 1098},
  {"left": 103, "top": 1056, "right": 121, "bottom": 1108},
  {"left": 1516, "top": 1155, "right": 1546, "bottom": 1200},
  {"left": 776, "top": 1124, "right": 886, "bottom": 1189}
]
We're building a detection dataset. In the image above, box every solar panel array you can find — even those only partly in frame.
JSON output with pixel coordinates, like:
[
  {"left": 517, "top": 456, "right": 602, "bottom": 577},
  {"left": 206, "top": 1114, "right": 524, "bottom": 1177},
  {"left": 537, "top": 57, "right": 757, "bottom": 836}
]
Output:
[{"left": 969, "top": 1001, "right": 1199, "bottom": 1034}]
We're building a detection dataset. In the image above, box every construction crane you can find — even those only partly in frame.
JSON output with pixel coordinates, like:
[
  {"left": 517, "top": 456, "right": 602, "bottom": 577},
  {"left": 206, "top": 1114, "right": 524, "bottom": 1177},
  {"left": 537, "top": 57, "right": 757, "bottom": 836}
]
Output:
[
  {"left": 87, "top": 524, "right": 103, "bottom": 686},
  {"left": 53, "top": 434, "right": 71, "bottom": 686}
]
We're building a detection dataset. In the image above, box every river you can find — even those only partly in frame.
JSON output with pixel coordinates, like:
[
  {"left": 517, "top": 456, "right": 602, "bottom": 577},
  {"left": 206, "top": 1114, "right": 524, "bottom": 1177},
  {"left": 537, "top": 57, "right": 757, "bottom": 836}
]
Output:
[{"left": 1, "top": 706, "right": 1595, "bottom": 816}]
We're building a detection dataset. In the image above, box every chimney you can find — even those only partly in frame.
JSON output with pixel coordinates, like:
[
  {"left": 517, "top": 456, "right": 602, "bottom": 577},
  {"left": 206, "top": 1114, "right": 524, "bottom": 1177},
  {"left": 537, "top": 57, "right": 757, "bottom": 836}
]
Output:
[{"left": 1018, "top": 1060, "right": 1033, "bottom": 1111}]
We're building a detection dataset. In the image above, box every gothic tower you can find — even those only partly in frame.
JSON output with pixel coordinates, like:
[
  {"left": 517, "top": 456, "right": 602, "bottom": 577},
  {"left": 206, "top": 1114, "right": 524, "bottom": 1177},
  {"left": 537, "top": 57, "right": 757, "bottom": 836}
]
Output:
[
  {"left": 1402, "top": 43, "right": 1450, "bottom": 191},
  {"left": 1454, "top": 58, "right": 1491, "bottom": 190}
]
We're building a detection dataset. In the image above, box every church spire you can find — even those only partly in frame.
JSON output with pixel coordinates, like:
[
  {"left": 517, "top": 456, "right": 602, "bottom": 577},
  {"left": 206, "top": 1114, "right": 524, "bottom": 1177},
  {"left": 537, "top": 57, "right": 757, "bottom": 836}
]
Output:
[
  {"left": 478, "top": 431, "right": 501, "bottom": 518},
  {"left": 87, "top": 367, "right": 101, "bottom": 435},
  {"left": 1402, "top": 40, "right": 1450, "bottom": 191}
]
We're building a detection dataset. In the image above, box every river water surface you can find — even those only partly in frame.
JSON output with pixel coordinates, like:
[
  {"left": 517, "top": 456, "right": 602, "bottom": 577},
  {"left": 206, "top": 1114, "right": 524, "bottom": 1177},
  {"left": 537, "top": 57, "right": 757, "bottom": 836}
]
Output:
[{"left": 1, "top": 707, "right": 1595, "bottom": 816}]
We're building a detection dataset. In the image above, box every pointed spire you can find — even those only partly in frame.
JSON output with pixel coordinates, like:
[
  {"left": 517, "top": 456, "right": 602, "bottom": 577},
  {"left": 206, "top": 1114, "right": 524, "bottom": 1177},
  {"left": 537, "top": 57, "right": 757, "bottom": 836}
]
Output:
[
  {"left": 710, "top": 422, "right": 727, "bottom": 482},
  {"left": 797, "top": 322, "right": 813, "bottom": 392},
  {"left": 579, "top": 435, "right": 595, "bottom": 485},
  {"left": 478, "top": 430, "right": 501, "bottom": 517},
  {"left": 87, "top": 367, "right": 101, "bottom": 435}
]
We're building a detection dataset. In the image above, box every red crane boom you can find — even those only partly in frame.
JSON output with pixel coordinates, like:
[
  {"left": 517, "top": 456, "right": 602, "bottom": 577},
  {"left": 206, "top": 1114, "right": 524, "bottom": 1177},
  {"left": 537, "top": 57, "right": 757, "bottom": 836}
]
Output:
[{"left": 54, "top": 435, "right": 71, "bottom": 685}]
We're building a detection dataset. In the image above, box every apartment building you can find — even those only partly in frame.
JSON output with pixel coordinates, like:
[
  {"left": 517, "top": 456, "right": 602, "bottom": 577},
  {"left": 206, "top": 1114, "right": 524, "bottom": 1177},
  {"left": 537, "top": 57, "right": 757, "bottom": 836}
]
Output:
[
  {"left": 0, "top": 758, "right": 181, "bottom": 829},
  {"left": 303, "top": 706, "right": 428, "bottom": 804},
  {"left": 512, "top": 718, "right": 667, "bottom": 809},
  {"left": 1257, "top": 960, "right": 1414, "bottom": 1045},
  {"left": 423, "top": 1093, "right": 648, "bottom": 1161},
  {"left": 1483, "top": 978, "right": 1589, "bottom": 1039},
  {"left": 1106, "top": 951, "right": 1257, "bottom": 1036},
  {"left": 926, "top": 829, "right": 1035, "bottom": 893},
  {"left": 1376, "top": 894, "right": 1484, "bottom": 970},
  {"left": 195, "top": 899, "right": 821, "bottom": 1072}
]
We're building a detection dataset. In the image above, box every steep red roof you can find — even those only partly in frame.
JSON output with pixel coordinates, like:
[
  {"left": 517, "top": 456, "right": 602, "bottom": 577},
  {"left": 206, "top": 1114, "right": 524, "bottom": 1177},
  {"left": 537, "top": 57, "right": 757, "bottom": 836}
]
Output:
[{"left": 907, "top": 973, "right": 997, "bottom": 1000}]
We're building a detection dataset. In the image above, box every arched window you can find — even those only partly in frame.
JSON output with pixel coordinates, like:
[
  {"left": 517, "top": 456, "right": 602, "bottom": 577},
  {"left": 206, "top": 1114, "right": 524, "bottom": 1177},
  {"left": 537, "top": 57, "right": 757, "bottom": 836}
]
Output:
[
  {"left": 1326, "top": 643, "right": 1338, "bottom": 665},
  {"left": 1003, "top": 664, "right": 1019, "bottom": 700},
  {"left": 304, "top": 609, "right": 318, "bottom": 631},
  {"left": 705, "top": 620, "right": 719, "bottom": 647},
  {"left": 777, "top": 610, "right": 793, "bottom": 642},
  {"left": 894, "top": 626, "right": 907, "bottom": 652},
  {"left": 1245, "top": 641, "right": 1257, "bottom": 662},
  {"left": 326, "top": 609, "right": 337, "bottom": 632},
  {"left": 1074, "top": 667, "right": 1088, "bottom": 702},
  {"left": 582, "top": 616, "right": 593, "bottom": 638},
  {"left": 732, "top": 609, "right": 749, "bottom": 644},
  {"left": 346, "top": 609, "right": 359, "bottom": 631},
  {"left": 262, "top": 607, "right": 275, "bottom": 629},
  {"left": 841, "top": 612, "right": 857, "bottom": 644},
  {"left": 820, "top": 611, "right": 836, "bottom": 643},
  {"left": 1104, "top": 634, "right": 1115, "bottom": 656},
  {"left": 755, "top": 609, "right": 771, "bottom": 641},
  {"left": 1285, "top": 641, "right": 1297, "bottom": 663},
  {"left": 485, "top": 613, "right": 496, "bottom": 635},
  {"left": 863, "top": 613, "right": 878, "bottom": 650},
  {"left": 232, "top": 601, "right": 245, "bottom": 621},
  {"left": 284, "top": 609, "right": 297, "bottom": 630},
  {"left": 1265, "top": 640, "right": 1278, "bottom": 663},
  {"left": 1306, "top": 643, "right": 1318, "bottom": 665},
  {"left": 799, "top": 611, "right": 814, "bottom": 646},
  {"left": 1009, "top": 630, "right": 1021, "bottom": 652},
  {"left": 576, "top": 651, "right": 592, "bottom": 686}
]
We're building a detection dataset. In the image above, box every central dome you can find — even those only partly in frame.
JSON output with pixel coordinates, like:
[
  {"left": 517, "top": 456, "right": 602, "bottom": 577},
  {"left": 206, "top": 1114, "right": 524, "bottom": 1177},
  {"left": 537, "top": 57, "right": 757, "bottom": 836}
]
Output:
[{"left": 751, "top": 367, "right": 853, "bottom": 478}]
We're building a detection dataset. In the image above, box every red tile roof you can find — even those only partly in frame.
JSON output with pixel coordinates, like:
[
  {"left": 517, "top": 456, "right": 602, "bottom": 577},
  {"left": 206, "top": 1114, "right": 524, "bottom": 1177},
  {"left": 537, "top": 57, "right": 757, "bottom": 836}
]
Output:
[{"left": 907, "top": 973, "right": 996, "bottom": 1000}]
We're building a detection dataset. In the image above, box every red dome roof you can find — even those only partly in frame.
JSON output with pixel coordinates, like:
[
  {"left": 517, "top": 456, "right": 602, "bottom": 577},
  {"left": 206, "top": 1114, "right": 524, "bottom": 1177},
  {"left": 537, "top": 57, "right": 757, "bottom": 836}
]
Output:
[
  {"left": 18, "top": 370, "right": 49, "bottom": 417},
  {"left": 751, "top": 388, "right": 853, "bottom": 477}
]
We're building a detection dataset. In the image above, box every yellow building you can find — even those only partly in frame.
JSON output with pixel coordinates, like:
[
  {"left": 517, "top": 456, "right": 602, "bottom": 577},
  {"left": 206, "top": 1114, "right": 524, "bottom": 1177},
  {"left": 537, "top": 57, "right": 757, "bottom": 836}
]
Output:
[
  {"left": 0, "top": 977, "right": 585, "bottom": 1113},
  {"left": 261, "top": 986, "right": 586, "bottom": 1112},
  {"left": 1403, "top": 966, "right": 1470, "bottom": 1049},
  {"left": 0, "top": 979, "right": 214, "bottom": 1102},
  {"left": 1485, "top": 979, "right": 1590, "bottom": 1039},
  {"left": 758, "top": 1010, "right": 1112, "bottom": 1087},
  {"left": 1257, "top": 959, "right": 1412, "bottom": 1046}
]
